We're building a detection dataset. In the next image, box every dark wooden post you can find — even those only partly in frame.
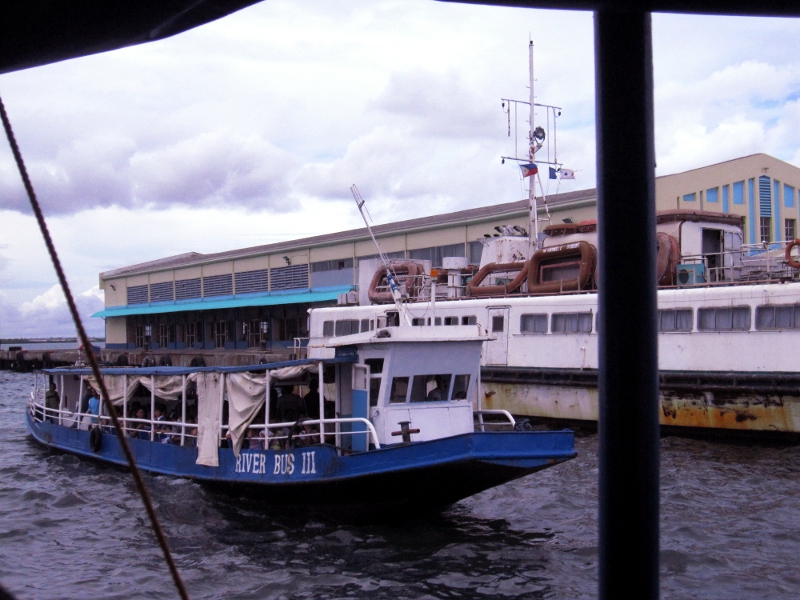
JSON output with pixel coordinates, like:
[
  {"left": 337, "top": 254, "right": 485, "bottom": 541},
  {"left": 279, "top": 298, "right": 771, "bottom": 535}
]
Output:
[{"left": 594, "top": 9, "right": 660, "bottom": 599}]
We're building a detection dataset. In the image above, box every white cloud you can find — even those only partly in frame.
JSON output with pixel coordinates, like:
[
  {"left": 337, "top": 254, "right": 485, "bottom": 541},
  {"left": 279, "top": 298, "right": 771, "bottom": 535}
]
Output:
[{"left": 1, "top": 4, "right": 800, "bottom": 338}]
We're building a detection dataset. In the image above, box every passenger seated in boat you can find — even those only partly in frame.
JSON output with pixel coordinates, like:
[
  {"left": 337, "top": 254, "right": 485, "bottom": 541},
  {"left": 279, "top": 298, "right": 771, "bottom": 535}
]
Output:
[
  {"left": 184, "top": 416, "right": 198, "bottom": 447},
  {"left": 154, "top": 404, "right": 171, "bottom": 442},
  {"left": 276, "top": 386, "right": 305, "bottom": 424},
  {"left": 425, "top": 376, "right": 447, "bottom": 401},
  {"left": 45, "top": 382, "right": 59, "bottom": 421},
  {"left": 303, "top": 379, "right": 321, "bottom": 420},
  {"left": 128, "top": 407, "right": 150, "bottom": 439}
]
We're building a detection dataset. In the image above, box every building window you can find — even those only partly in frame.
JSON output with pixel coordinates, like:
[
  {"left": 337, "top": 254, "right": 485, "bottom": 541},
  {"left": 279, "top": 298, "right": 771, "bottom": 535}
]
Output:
[
  {"left": 683, "top": 193, "right": 696, "bottom": 203},
  {"left": 756, "top": 305, "right": 800, "bottom": 330},
  {"left": 760, "top": 217, "right": 772, "bottom": 243},
  {"left": 311, "top": 258, "right": 354, "bottom": 272},
  {"left": 785, "top": 184, "right": 796, "bottom": 209},
  {"left": 149, "top": 281, "right": 174, "bottom": 302},
  {"left": 203, "top": 274, "right": 233, "bottom": 297},
  {"left": 658, "top": 309, "right": 692, "bottom": 332},
  {"left": 468, "top": 241, "right": 484, "bottom": 265},
  {"left": 235, "top": 269, "right": 269, "bottom": 294},
  {"left": 706, "top": 187, "right": 718, "bottom": 203},
  {"left": 270, "top": 264, "right": 309, "bottom": 291},
  {"left": 127, "top": 285, "right": 148, "bottom": 305},
  {"left": 786, "top": 219, "right": 796, "bottom": 242},
  {"left": 697, "top": 307, "right": 751, "bottom": 331},
  {"left": 185, "top": 323, "right": 197, "bottom": 347},
  {"left": 551, "top": 312, "right": 593, "bottom": 333},
  {"left": 520, "top": 313, "right": 548, "bottom": 334},
  {"left": 214, "top": 321, "right": 228, "bottom": 348},
  {"left": 175, "top": 278, "right": 201, "bottom": 300},
  {"left": 158, "top": 323, "right": 170, "bottom": 348}
]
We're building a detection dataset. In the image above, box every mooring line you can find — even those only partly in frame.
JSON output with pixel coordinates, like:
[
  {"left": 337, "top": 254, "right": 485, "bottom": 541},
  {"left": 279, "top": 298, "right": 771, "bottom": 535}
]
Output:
[{"left": 0, "top": 96, "right": 190, "bottom": 600}]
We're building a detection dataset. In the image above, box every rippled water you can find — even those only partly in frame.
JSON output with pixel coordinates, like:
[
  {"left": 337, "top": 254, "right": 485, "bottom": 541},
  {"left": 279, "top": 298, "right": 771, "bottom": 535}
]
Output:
[{"left": 1, "top": 370, "right": 800, "bottom": 599}]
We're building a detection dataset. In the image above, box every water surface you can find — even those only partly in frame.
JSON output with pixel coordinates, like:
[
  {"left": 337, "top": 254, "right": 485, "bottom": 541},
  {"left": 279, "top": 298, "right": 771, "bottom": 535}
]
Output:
[{"left": 1, "top": 371, "right": 799, "bottom": 598}]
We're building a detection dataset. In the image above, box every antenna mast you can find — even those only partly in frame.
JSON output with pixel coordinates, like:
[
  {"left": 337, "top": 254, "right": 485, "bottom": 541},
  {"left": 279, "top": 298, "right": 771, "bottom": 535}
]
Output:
[
  {"left": 528, "top": 40, "right": 538, "bottom": 256},
  {"left": 350, "top": 184, "right": 412, "bottom": 326}
]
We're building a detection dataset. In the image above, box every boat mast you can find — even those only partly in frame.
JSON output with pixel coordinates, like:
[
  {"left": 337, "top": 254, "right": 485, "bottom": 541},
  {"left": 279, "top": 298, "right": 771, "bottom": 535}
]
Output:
[
  {"left": 528, "top": 39, "right": 538, "bottom": 256},
  {"left": 350, "top": 184, "right": 412, "bottom": 326}
]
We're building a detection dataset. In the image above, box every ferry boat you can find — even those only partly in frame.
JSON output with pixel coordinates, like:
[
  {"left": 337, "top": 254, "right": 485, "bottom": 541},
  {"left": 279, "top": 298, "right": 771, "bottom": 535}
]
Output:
[{"left": 26, "top": 324, "right": 576, "bottom": 517}]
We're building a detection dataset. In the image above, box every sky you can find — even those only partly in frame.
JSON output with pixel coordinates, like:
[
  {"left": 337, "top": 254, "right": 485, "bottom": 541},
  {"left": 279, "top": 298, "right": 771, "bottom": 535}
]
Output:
[{"left": 1, "top": 1, "right": 800, "bottom": 338}]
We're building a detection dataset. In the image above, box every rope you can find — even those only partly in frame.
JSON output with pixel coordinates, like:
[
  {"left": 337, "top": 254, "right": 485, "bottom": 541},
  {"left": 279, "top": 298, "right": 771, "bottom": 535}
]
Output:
[{"left": 0, "top": 96, "right": 190, "bottom": 600}]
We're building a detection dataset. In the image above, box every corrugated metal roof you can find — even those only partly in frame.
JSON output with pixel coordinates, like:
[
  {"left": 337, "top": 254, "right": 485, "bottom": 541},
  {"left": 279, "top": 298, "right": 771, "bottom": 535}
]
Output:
[
  {"left": 101, "top": 189, "right": 597, "bottom": 278},
  {"left": 91, "top": 286, "right": 351, "bottom": 318}
]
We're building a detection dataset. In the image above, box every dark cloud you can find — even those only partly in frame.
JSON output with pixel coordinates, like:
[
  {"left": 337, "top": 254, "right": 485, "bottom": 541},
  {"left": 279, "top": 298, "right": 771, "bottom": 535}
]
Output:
[
  {"left": 0, "top": 286, "right": 104, "bottom": 338},
  {"left": 0, "top": 131, "right": 298, "bottom": 215}
]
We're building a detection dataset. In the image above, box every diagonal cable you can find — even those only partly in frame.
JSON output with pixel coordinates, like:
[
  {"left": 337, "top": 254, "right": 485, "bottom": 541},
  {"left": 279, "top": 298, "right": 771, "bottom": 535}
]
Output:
[{"left": 0, "top": 96, "right": 190, "bottom": 600}]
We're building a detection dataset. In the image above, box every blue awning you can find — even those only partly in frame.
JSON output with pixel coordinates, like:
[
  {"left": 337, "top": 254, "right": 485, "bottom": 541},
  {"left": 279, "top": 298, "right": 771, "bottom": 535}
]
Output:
[{"left": 91, "top": 286, "right": 351, "bottom": 319}]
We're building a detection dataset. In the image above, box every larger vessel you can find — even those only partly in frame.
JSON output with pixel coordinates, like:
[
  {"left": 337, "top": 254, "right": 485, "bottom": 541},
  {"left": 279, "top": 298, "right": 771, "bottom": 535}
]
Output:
[{"left": 306, "top": 44, "right": 800, "bottom": 437}]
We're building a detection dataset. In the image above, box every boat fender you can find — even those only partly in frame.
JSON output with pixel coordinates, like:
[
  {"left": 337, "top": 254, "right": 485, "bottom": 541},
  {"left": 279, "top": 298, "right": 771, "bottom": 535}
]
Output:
[
  {"left": 368, "top": 262, "right": 422, "bottom": 304},
  {"left": 786, "top": 239, "right": 800, "bottom": 268},
  {"left": 465, "top": 261, "right": 528, "bottom": 297},
  {"left": 656, "top": 232, "right": 681, "bottom": 286},
  {"left": 89, "top": 426, "right": 102, "bottom": 453},
  {"left": 514, "top": 418, "right": 533, "bottom": 431}
]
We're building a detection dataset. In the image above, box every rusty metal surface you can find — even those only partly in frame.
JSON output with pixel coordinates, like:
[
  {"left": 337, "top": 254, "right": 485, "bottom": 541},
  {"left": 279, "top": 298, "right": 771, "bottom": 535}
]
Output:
[{"left": 481, "top": 375, "right": 800, "bottom": 433}]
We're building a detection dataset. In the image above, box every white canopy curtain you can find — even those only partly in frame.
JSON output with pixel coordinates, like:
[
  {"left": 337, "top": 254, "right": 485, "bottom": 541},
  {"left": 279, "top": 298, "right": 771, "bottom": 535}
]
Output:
[
  {"left": 226, "top": 364, "right": 319, "bottom": 458},
  {"left": 86, "top": 365, "right": 320, "bottom": 465},
  {"left": 86, "top": 374, "right": 190, "bottom": 406}
]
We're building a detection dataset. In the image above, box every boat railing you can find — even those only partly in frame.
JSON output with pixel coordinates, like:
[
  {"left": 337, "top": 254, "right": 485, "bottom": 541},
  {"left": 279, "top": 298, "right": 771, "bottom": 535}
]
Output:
[
  {"left": 290, "top": 337, "right": 308, "bottom": 360},
  {"left": 474, "top": 409, "right": 516, "bottom": 431},
  {"left": 219, "top": 416, "right": 381, "bottom": 452}
]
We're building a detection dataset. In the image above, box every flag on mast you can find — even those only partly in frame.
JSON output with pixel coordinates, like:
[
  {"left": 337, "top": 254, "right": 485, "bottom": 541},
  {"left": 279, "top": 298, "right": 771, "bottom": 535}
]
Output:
[
  {"left": 560, "top": 168, "right": 576, "bottom": 180},
  {"left": 520, "top": 163, "right": 538, "bottom": 178},
  {"left": 549, "top": 167, "right": 558, "bottom": 180}
]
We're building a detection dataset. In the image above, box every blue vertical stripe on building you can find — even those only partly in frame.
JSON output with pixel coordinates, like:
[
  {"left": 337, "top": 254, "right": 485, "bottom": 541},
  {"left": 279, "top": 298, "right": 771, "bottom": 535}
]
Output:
[
  {"left": 722, "top": 185, "right": 729, "bottom": 212},
  {"left": 774, "top": 180, "right": 781, "bottom": 242},
  {"left": 748, "top": 178, "right": 756, "bottom": 246}
]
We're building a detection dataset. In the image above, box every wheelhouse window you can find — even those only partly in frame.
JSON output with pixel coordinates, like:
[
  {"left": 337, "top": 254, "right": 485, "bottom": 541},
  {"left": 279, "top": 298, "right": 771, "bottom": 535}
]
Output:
[
  {"left": 443, "top": 316, "right": 459, "bottom": 326},
  {"left": 697, "top": 307, "right": 751, "bottom": 331},
  {"left": 411, "top": 318, "right": 425, "bottom": 326},
  {"left": 756, "top": 305, "right": 800, "bottom": 330},
  {"left": 462, "top": 315, "right": 477, "bottom": 325},
  {"left": 659, "top": 309, "right": 693, "bottom": 332},
  {"left": 365, "top": 358, "right": 384, "bottom": 407},
  {"left": 551, "top": 312, "right": 593, "bottom": 333},
  {"left": 410, "top": 374, "right": 452, "bottom": 402},
  {"left": 389, "top": 377, "right": 409, "bottom": 403},
  {"left": 520, "top": 313, "right": 548, "bottom": 334},
  {"left": 322, "top": 320, "right": 334, "bottom": 337},
  {"left": 452, "top": 374, "right": 470, "bottom": 399}
]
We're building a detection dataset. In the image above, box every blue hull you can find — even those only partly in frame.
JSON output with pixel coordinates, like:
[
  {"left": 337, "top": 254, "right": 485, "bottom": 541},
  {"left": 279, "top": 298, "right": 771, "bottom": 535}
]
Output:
[{"left": 26, "top": 412, "right": 575, "bottom": 516}]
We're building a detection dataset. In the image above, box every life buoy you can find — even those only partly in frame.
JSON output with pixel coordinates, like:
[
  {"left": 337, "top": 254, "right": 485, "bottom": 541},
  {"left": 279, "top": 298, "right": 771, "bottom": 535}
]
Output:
[
  {"left": 368, "top": 262, "right": 423, "bottom": 304},
  {"left": 465, "top": 262, "right": 527, "bottom": 297},
  {"left": 785, "top": 239, "right": 800, "bottom": 268},
  {"left": 89, "top": 426, "right": 102, "bottom": 452},
  {"left": 656, "top": 232, "right": 681, "bottom": 286},
  {"left": 527, "top": 241, "right": 597, "bottom": 294}
]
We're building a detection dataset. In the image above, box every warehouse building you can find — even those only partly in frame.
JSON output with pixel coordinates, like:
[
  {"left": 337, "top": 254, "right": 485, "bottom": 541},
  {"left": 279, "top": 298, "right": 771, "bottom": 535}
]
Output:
[{"left": 95, "top": 153, "right": 800, "bottom": 351}]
